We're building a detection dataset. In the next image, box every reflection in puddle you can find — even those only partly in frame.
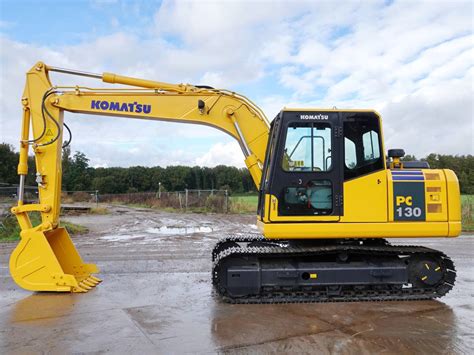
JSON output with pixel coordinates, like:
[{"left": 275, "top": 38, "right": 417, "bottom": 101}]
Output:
[
  {"left": 11, "top": 293, "right": 78, "bottom": 323},
  {"left": 101, "top": 234, "right": 147, "bottom": 242},
  {"left": 146, "top": 226, "right": 213, "bottom": 235},
  {"left": 100, "top": 225, "right": 214, "bottom": 242}
]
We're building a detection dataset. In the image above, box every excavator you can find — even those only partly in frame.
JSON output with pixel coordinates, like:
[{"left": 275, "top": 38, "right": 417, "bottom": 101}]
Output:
[{"left": 9, "top": 61, "right": 460, "bottom": 303}]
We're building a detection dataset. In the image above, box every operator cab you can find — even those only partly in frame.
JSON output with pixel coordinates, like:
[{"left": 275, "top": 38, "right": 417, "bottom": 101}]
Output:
[{"left": 258, "top": 110, "right": 385, "bottom": 220}]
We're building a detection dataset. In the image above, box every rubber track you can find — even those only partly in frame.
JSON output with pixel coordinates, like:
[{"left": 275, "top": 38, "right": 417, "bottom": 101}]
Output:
[{"left": 211, "top": 235, "right": 456, "bottom": 304}]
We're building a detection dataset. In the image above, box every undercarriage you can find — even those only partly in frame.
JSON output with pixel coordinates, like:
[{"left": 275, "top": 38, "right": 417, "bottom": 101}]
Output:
[{"left": 212, "top": 235, "right": 456, "bottom": 303}]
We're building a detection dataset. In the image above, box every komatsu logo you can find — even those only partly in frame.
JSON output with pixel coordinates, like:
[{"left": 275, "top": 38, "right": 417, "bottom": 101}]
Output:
[
  {"left": 300, "top": 114, "right": 329, "bottom": 120},
  {"left": 91, "top": 100, "right": 151, "bottom": 114}
]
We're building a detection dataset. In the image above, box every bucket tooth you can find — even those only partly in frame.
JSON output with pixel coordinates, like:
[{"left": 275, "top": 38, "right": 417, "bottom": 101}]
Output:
[
  {"left": 87, "top": 277, "right": 99, "bottom": 285},
  {"left": 73, "top": 285, "right": 88, "bottom": 293},
  {"left": 88, "top": 277, "right": 101, "bottom": 285},
  {"left": 90, "top": 276, "right": 102, "bottom": 283},
  {"left": 78, "top": 282, "right": 92, "bottom": 291},
  {"left": 83, "top": 279, "right": 96, "bottom": 287}
]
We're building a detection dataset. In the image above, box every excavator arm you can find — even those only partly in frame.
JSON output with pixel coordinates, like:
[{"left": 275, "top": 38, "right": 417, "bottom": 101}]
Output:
[{"left": 10, "top": 61, "right": 269, "bottom": 292}]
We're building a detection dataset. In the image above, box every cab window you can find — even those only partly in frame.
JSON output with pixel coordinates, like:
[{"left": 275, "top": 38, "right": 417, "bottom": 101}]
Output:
[
  {"left": 362, "top": 130, "right": 380, "bottom": 161},
  {"left": 344, "top": 115, "right": 384, "bottom": 179},
  {"left": 282, "top": 122, "right": 332, "bottom": 172},
  {"left": 282, "top": 180, "right": 333, "bottom": 215}
]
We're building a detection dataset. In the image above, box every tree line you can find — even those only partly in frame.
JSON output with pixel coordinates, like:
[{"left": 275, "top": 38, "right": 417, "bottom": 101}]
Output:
[
  {"left": 1, "top": 143, "right": 473, "bottom": 194},
  {"left": 0, "top": 144, "right": 255, "bottom": 194}
]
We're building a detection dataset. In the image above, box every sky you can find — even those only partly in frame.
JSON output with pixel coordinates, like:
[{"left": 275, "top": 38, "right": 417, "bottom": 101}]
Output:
[{"left": 0, "top": 0, "right": 472, "bottom": 168}]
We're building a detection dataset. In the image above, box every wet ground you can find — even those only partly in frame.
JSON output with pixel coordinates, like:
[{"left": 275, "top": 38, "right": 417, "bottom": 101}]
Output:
[{"left": 0, "top": 205, "right": 473, "bottom": 354}]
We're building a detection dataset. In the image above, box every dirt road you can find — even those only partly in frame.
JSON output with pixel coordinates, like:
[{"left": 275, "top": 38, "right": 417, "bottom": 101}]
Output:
[{"left": 1, "top": 206, "right": 473, "bottom": 354}]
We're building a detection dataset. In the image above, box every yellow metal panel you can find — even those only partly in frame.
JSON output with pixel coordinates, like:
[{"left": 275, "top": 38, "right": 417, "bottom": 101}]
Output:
[
  {"left": 448, "top": 222, "right": 462, "bottom": 237},
  {"left": 424, "top": 170, "right": 447, "bottom": 222},
  {"left": 387, "top": 173, "right": 394, "bottom": 222},
  {"left": 340, "top": 170, "right": 388, "bottom": 222},
  {"left": 258, "top": 220, "right": 451, "bottom": 239},
  {"left": 444, "top": 169, "right": 461, "bottom": 236},
  {"left": 262, "top": 194, "right": 271, "bottom": 222}
]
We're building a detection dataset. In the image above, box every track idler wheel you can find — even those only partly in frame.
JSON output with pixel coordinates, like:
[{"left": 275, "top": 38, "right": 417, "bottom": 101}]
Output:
[{"left": 408, "top": 257, "right": 444, "bottom": 287}]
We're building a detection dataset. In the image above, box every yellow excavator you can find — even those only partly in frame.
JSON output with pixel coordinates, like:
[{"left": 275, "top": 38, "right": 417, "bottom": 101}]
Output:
[{"left": 10, "top": 61, "right": 461, "bottom": 302}]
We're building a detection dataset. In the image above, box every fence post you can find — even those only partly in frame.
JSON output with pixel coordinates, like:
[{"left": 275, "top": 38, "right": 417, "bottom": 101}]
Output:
[
  {"left": 185, "top": 189, "right": 188, "bottom": 211},
  {"left": 178, "top": 192, "right": 182, "bottom": 210},
  {"left": 95, "top": 190, "right": 99, "bottom": 207},
  {"left": 225, "top": 190, "right": 228, "bottom": 213}
]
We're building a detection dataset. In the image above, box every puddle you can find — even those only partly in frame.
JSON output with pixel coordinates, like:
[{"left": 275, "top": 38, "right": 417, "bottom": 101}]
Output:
[
  {"left": 146, "top": 226, "right": 213, "bottom": 235},
  {"left": 100, "top": 226, "right": 214, "bottom": 243},
  {"left": 100, "top": 234, "right": 147, "bottom": 242}
]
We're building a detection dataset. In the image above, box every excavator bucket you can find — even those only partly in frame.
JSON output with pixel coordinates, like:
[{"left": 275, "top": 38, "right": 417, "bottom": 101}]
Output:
[{"left": 9, "top": 227, "right": 101, "bottom": 293}]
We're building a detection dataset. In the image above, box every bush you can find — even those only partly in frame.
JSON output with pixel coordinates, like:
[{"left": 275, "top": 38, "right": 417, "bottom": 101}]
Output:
[
  {"left": 205, "top": 195, "right": 227, "bottom": 213},
  {"left": 71, "top": 191, "right": 93, "bottom": 202}
]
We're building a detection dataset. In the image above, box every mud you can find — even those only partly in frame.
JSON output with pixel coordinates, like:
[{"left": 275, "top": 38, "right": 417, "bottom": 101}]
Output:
[{"left": 0, "top": 205, "right": 473, "bottom": 354}]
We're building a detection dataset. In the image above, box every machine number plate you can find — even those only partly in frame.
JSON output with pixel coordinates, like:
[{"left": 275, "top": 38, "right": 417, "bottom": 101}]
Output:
[{"left": 393, "top": 182, "right": 425, "bottom": 221}]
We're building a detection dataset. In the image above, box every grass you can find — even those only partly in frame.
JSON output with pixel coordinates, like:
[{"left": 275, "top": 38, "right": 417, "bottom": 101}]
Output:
[
  {"left": 461, "top": 194, "right": 473, "bottom": 232},
  {"left": 89, "top": 207, "right": 109, "bottom": 215},
  {"left": 229, "top": 194, "right": 258, "bottom": 213},
  {"left": 62, "top": 220, "right": 88, "bottom": 234},
  {"left": 0, "top": 212, "right": 88, "bottom": 242}
]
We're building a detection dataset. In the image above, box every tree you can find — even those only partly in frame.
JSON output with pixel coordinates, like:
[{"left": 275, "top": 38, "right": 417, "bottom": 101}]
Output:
[
  {"left": 162, "top": 166, "right": 192, "bottom": 191},
  {"left": 92, "top": 175, "right": 117, "bottom": 194},
  {"left": 63, "top": 151, "right": 91, "bottom": 191},
  {"left": 0, "top": 144, "right": 19, "bottom": 184},
  {"left": 214, "top": 165, "right": 243, "bottom": 193},
  {"left": 0, "top": 143, "right": 36, "bottom": 186},
  {"left": 401, "top": 154, "right": 417, "bottom": 162}
]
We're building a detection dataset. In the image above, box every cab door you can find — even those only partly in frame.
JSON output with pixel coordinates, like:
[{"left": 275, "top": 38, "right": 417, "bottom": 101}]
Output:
[{"left": 267, "top": 111, "right": 344, "bottom": 222}]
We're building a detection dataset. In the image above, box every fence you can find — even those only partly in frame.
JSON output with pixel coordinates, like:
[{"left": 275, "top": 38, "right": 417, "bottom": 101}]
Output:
[
  {"left": 0, "top": 186, "right": 38, "bottom": 203},
  {"left": 0, "top": 187, "right": 99, "bottom": 203},
  {"left": 62, "top": 190, "right": 99, "bottom": 205},
  {"left": 99, "top": 189, "right": 229, "bottom": 212},
  {"left": 0, "top": 183, "right": 229, "bottom": 213}
]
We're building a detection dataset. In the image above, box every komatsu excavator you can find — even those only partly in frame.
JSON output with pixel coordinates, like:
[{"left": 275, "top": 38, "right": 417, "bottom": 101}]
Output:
[{"left": 10, "top": 62, "right": 461, "bottom": 302}]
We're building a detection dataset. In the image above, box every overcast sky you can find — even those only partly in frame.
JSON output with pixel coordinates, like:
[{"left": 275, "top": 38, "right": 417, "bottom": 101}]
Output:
[{"left": 0, "top": 0, "right": 472, "bottom": 168}]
